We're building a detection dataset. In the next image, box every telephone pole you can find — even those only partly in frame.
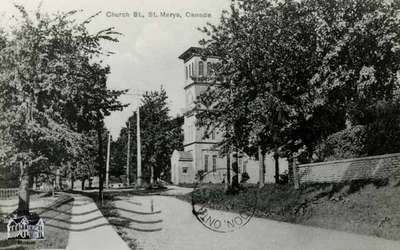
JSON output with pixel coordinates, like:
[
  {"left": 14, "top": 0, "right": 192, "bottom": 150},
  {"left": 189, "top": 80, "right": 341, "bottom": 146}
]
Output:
[
  {"left": 105, "top": 132, "right": 111, "bottom": 188},
  {"left": 124, "top": 89, "right": 143, "bottom": 187},
  {"left": 126, "top": 122, "right": 131, "bottom": 186}
]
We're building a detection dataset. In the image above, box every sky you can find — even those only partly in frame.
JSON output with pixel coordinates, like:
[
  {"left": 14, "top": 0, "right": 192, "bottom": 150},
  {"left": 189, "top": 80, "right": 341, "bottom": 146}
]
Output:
[{"left": 0, "top": 0, "right": 229, "bottom": 138}]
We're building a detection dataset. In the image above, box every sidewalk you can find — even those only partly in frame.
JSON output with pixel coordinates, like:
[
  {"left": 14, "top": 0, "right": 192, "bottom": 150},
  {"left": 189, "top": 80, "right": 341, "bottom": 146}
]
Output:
[{"left": 66, "top": 193, "right": 130, "bottom": 250}]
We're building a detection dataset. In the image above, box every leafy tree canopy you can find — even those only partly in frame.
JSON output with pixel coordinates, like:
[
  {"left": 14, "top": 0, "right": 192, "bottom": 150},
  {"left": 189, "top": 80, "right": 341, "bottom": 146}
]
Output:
[
  {"left": 0, "top": 5, "right": 126, "bottom": 212},
  {"left": 111, "top": 88, "right": 183, "bottom": 183},
  {"left": 196, "top": 0, "right": 400, "bottom": 162}
]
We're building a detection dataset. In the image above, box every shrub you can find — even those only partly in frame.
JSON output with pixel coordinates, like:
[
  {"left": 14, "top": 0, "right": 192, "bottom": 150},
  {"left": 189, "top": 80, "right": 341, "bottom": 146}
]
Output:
[
  {"left": 195, "top": 170, "right": 206, "bottom": 182},
  {"left": 316, "top": 101, "right": 400, "bottom": 161},
  {"left": 316, "top": 106, "right": 400, "bottom": 161},
  {"left": 241, "top": 172, "right": 250, "bottom": 183},
  {"left": 315, "top": 125, "right": 367, "bottom": 161},
  {"left": 279, "top": 170, "right": 289, "bottom": 184}
]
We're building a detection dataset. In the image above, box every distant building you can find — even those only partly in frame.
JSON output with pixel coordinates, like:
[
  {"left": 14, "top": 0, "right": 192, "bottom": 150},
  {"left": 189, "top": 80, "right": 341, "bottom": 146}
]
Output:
[
  {"left": 108, "top": 176, "right": 124, "bottom": 188},
  {"left": 68, "top": 176, "right": 99, "bottom": 190},
  {"left": 7, "top": 216, "right": 44, "bottom": 239},
  {"left": 171, "top": 47, "right": 288, "bottom": 184}
]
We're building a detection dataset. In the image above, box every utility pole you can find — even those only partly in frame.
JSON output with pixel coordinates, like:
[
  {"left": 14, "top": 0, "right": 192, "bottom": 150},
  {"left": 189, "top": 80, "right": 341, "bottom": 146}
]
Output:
[
  {"left": 124, "top": 89, "right": 143, "bottom": 187},
  {"left": 126, "top": 122, "right": 131, "bottom": 186},
  {"left": 105, "top": 132, "right": 111, "bottom": 188},
  {"left": 137, "top": 104, "right": 142, "bottom": 187}
]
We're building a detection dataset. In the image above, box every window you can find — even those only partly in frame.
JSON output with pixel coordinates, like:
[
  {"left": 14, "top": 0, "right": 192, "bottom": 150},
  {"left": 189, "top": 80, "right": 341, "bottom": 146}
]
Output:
[
  {"left": 187, "top": 125, "right": 190, "bottom": 141},
  {"left": 192, "top": 62, "right": 194, "bottom": 75},
  {"left": 211, "top": 129, "right": 216, "bottom": 140},
  {"left": 199, "top": 61, "right": 204, "bottom": 76},
  {"left": 207, "top": 62, "right": 212, "bottom": 76},
  {"left": 185, "top": 66, "right": 188, "bottom": 80},
  {"left": 212, "top": 155, "right": 217, "bottom": 172},
  {"left": 189, "top": 64, "right": 191, "bottom": 76},
  {"left": 204, "top": 155, "right": 209, "bottom": 172},
  {"left": 182, "top": 167, "right": 188, "bottom": 174}
]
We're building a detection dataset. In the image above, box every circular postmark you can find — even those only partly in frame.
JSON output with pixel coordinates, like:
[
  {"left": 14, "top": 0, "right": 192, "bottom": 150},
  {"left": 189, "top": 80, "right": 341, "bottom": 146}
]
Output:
[{"left": 191, "top": 167, "right": 258, "bottom": 233}]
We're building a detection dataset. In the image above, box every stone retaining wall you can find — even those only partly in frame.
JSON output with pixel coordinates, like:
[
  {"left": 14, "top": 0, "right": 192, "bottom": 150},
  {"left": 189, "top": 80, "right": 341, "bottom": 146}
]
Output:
[{"left": 293, "top": 153, "right": 400, "bottom": 187}]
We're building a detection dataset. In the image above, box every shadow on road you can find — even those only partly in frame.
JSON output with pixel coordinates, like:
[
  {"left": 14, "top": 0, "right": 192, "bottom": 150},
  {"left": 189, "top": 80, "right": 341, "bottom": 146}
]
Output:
[{"left": 0, "top": 191, "right": 163, "bottom": 235}]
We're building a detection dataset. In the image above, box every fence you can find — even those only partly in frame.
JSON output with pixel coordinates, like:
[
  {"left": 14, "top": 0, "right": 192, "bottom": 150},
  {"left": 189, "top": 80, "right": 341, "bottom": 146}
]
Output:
[
  {"left": 292, "top": 152, "right": 400, "bottom": 188},
  {"left": 0, "top": 188, "right": 19, "bottom": 200}
]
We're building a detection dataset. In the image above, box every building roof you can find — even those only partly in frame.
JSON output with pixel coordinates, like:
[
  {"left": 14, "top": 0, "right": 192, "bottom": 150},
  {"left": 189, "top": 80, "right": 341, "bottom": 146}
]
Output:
[
  {"left": 9, "top": 216, "right": 42, "bottom": 225},
  {"left": 177, "top": 151, "right": 193, "bottom": 161},
  {"left": 178, "top": 47, "right": 204, "bottom": 62},
  {"left": 10, "top": 217, "right": 26, "bottom": 224}
]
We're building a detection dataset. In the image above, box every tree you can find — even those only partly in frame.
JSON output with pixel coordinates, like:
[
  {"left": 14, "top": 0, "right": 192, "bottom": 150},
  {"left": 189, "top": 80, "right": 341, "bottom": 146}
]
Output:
[
  {"left": 196, "top": 0, "right": 400, "bottom": 186},
  {"left": 112, "top": 89, "right": 183, "bottom": 184},
  {"left": 196, "top": 0, "right": 335, "bottom": 186},
  {"left": 110, "top": 137, "right": 128, "bottom": 178},
  {"left": 311, "top": 0, "right": 400, "bottom": 158},
  {"left": 0, "top": 6, "right": 125, "bottom": 214},
  {"left": 62, "top": 131, "right": 98, "bottom": 190}
]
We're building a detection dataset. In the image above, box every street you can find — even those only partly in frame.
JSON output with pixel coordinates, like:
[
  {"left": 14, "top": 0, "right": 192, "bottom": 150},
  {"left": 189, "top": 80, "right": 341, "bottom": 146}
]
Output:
[{"left": 112, "top": 193, "right": 400, "bottom": 250}]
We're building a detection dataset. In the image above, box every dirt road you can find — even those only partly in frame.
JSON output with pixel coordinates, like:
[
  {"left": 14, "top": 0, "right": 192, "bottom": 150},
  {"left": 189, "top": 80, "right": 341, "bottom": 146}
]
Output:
[{"left": 113, "top": 194, "right": 400, "bottom": 250}]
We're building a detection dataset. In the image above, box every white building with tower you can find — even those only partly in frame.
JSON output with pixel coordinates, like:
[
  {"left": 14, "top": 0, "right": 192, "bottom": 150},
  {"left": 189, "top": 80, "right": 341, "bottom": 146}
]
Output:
[{"left": 171, "top": 47, "right": 287, "bottom": 184}]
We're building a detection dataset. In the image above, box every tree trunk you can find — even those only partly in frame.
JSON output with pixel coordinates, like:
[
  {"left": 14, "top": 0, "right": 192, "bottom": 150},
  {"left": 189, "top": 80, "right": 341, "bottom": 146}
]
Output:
[
  {"left": 32, "top": 175, "right": 37, "bottom": 190},
  {"left": 227, "top": 151, "right": 231, "bottom": 184},
  {"left": 231, "top": 155, "right": 240, "bottom": 192},
  {"left": 150, "top": 166, "right": 154, "bottom": 184},
  {"left": 225, "top": 150, "right": 231, "bottom": 191},
  {"left": 56, "top": 169, "right": 61, "bottom": 190},
  {"left": 81, "top": 178, "right": 85, "bottom": 190},
  {"left": 17, "top": 164, "right": 30, "bottom": 216},
  {"left": 274, "top": 151, "right": 280, "bottom": 184},
  {"left": 96, "top": 119, "right": 105, "bottom": 200},
  {"left": 258, "top": 146, "right": 265, "bottom": 188},
  {"left": 71, "top": 175, "right": 74, "bottom": 190},
  {"left": 288, "top": 155, "right": 294, "bottom": 184}
]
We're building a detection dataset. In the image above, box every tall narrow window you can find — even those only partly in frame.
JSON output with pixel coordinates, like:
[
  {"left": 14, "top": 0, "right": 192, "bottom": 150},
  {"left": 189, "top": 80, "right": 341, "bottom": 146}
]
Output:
[
  {"left": 191, "top": 125, "right": 195, "bottom": 141},
  {"left": 204, "top": 155, "right": 209, "bottom": 172},
  {"left": 199, "top": 61, "right": 204, "bottom": 76},
  {"left": 192, "top": 62, "right": 194, "bottom": 76},
  {"left": 185, "top": 126, "right": 188, "bottom": 143},
  {"left": 190, "top": 127, "right": 192, "bottom": 142},
  {"left": 211, "top": 129, "right": 216, "bottom": 140},
  {"left": 189, "top": 125, "right": 192, "bottom": 141},
  {"left": 185, "top": 66, "right": 188, "bottom": 80},
  {"left": 212, "top": 155, "right": 217, "bottom": 172},
  {"left": 207, "top": 62, "right": 212, "bottom": 76},
  {"left": 189, "top": 64, "right": 192, "bottom": 77}
]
